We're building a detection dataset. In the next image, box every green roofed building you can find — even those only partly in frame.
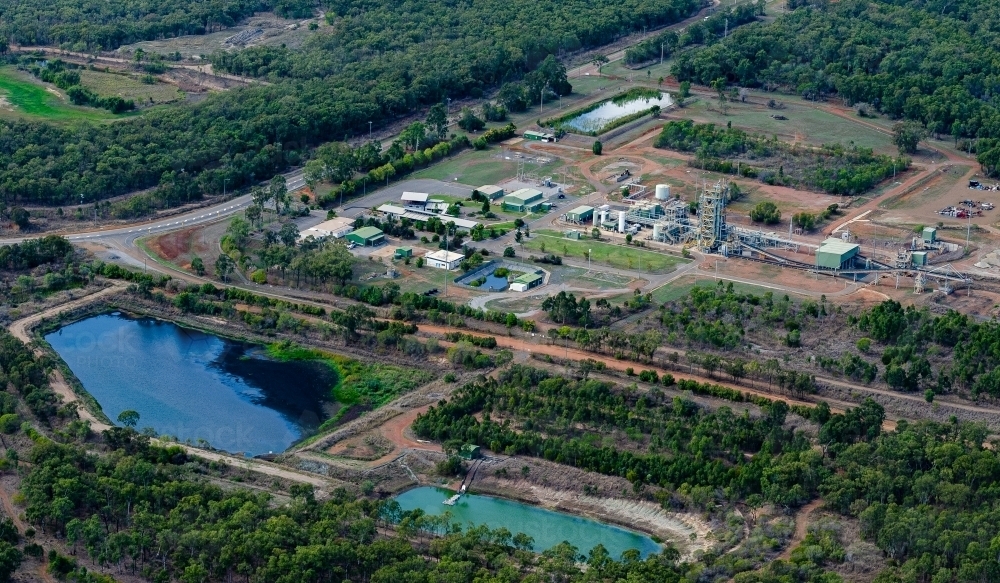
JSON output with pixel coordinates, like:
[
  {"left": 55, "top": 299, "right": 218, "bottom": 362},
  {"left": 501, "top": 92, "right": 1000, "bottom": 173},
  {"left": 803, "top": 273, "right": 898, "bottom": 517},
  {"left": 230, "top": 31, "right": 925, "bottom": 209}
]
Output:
[
  {"left": 459, "top": 444, "right": 481, "bottom": 459},
  {"left": 816, "top": 238, "right": 860, "bottom": 269},
  {"left": 478, "top": 185, "right": 505, "bottom": 200},
  {"left": 502, "top": 188, "right": 545, "bottom": 212},
  {"left": 566, "top": 205, "right": 594, "bottom": 223},
  {"left": 510, "top": 271, "right": 544, "bottom": 292},
  {"left": 346, "top": 227, "right": 385, "bottom": 247}
]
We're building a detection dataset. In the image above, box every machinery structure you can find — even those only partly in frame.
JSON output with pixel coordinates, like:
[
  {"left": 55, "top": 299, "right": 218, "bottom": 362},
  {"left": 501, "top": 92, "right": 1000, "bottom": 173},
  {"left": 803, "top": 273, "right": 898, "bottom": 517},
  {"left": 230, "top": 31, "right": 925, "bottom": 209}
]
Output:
[{"left": 586, "top": 179, "right": 973, "bottom": 293}]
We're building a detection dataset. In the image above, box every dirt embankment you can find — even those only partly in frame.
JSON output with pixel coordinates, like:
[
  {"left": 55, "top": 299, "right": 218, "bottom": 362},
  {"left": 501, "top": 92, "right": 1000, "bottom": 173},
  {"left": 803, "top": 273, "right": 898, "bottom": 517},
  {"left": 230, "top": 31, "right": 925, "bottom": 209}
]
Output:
[{"left": 469, "top": 456, "right": 715, "bottom": 559}]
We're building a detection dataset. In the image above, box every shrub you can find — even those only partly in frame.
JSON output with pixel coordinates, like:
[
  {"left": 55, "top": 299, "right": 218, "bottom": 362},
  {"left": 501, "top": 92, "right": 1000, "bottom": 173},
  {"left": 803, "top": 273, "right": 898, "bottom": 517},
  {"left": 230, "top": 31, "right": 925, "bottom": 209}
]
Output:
[{"left": 0, "top": 415, "right": 18, "bottom": 434}]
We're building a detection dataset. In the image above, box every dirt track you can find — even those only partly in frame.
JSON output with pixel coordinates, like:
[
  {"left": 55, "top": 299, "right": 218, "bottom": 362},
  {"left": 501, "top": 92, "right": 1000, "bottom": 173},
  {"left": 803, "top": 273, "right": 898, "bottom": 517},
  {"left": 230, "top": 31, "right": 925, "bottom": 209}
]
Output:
[{"left": 778, "top": 498, "right": 824, "bottom": 560}]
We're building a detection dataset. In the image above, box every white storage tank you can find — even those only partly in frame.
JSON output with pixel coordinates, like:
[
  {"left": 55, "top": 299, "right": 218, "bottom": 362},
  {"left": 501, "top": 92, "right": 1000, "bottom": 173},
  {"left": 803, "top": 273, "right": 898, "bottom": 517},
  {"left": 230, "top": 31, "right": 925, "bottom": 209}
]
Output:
[
  {"left": 618, "top": 211, "right": 626, "bottom": 233},
  {"left": 653, "top": 223, "right": 661, "bottom": 239},
  {"left": 655, "top": 184, "right": 671, "bottom": 200},
  {"left": 600, "top": 209, "right": 608, "bottom": 226}
]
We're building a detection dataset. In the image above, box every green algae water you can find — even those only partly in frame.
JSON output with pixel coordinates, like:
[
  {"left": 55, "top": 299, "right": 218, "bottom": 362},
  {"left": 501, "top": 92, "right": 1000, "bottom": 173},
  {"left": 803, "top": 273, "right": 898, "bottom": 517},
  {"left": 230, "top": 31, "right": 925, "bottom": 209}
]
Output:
[{"left": 394, "top": 486, "right": 662, "bottom": 559}]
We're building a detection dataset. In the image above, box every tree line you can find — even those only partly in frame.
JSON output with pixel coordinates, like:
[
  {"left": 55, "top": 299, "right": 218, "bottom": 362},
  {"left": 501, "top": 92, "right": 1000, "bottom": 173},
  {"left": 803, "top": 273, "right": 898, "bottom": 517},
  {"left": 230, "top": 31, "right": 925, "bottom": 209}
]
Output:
[
  {"left": 0, "top": 0, "right": 704, "bottom": 211},
  {"left": 624, "top": 1, "right": 765, "bottom": 66},
  {"left": 669, "top": 0, "right": 1000, "bottom": 175}
]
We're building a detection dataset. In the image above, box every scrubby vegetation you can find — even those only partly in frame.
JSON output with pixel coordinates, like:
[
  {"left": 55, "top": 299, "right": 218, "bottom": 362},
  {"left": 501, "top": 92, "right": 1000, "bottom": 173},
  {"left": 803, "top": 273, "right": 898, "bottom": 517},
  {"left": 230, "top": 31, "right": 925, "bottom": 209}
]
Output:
[
  {"left": 267, "top": 340, "right": 434, "bottom": 415},
  {"left": 413, "top": 363, "right": 1000, "bottom": 580},
  {"left": 654, "top": 120, "right": 909, "bottom": 195}
]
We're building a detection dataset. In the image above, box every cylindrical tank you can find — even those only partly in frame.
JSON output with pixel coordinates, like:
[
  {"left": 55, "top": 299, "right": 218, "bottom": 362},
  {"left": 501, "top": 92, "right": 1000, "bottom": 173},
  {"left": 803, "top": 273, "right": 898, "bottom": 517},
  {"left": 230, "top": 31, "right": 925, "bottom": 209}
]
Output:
[
  {"left": 653, "top": 223, "right": 661, "bottom": 239},
  {"left": 618, "top": 211, "right": 626, "bottom": 233},
  {"left": 600, "top": 210, "right": 608, "bottom": 226},
  {"left": 655, "top": 184, "right": 671, "bottom": 200},
  {"left": 593, "top": 211, "right": 599, "bottom": 227}
]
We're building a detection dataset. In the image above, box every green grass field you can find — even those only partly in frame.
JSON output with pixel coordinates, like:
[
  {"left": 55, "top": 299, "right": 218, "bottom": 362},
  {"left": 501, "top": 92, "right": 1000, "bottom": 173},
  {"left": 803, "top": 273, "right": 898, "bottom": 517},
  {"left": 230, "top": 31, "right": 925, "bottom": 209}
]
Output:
[
  {"left": 413, "top": 148, "right": 567, "bottom": 188},
  {"left": 0, "top": 67, "right": 116, "bottom": 122},
  {"left": 523, "top": 230, "right": 688, "bottom": 274},
  {"left": 79, "top": 69, "right": 183, "bottom": 105},
  {"left": 680, "top": 97, "right": 895, "bottom": 153}
]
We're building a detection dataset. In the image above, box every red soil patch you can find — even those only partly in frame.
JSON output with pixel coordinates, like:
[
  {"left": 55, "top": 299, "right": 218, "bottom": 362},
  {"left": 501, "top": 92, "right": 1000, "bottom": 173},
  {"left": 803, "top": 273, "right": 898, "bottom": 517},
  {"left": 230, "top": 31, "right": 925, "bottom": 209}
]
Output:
[{"left": 149, "top": 227, "right": 200, "bottom": 261}]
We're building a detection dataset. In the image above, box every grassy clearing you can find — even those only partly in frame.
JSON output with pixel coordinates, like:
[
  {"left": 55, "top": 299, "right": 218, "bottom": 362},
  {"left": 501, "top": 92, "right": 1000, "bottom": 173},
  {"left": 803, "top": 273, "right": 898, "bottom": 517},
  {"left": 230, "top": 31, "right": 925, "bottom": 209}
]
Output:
[
  {"left": 884, "top": 164, "right": 968, "bottom": 210},
  {"left": 0, "top": 66, "right": 115, "bottom": 122},
  {"left": 267, "top": 341, "right": 434, "bottom": 429},
  {"left": 680, "top": 98, "right": 894, "bottom": 153},
  {"left": 79, "top": 69, "right": 183, "bottom": 105},
  {"left": 564, "top": 270, "right": 637, "bottom": 289},
  {"left": 522, "top": 230, "right": 688, "bottom": 273},
  {"left": 412, "top": 146, "right": 567, "bottom": 187},
  {"left": 651, "top": 276, "right": 805, "bottom": 303},
  {"left": 412, "top": 148, "right": 517, "bottom": 185}
]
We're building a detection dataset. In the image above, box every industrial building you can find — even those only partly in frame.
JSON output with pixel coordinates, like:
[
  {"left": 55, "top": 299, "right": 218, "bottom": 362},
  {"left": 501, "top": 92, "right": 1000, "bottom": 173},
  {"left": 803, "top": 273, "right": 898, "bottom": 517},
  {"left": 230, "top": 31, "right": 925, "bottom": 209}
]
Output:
[
  {"left": 425, "top": 250, "right": 464, "bottom": 270},
  {"left": 502, "top": 188, "right": 545, "bottom": 212},
  {"left": 523, "top": 130, "right": 556, "bottom": 142},
  {"left": 923, "top": 227, "right": 937, "bottom": 243},
  {"left": 816, "top": 238, "right": 860, "bottom": 269},
  {"left": 377, "top": 204, "right": 481, "bottom": 230},
  {"left": 477, "top": 185, "right": 505, "bottom": 200},
  {"left": 394, "top": 247, "right": 413, "bottom": 259},
  {"left": 298, "top": 217, "right": 355, "bottom": 240},
  {"left": 510, "top": 271, "right": 544, "bottom": 292},
  {"left": 346, "top": 227, "right": 385, "bottom": 247},
  {"left": 565, "top": 205, "right": 594, "bottom": 224},
  {"left": 401, "top": 191, "right": 429, "bottom": 210}
]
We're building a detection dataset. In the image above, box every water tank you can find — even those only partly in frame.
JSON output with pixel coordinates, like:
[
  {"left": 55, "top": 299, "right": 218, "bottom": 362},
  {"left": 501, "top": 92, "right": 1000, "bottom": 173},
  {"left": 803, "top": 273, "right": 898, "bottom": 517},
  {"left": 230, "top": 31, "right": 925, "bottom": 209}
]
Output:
[
  {"left": 655, "top": 184, "right": 671, "bottom": 200},
  {"left": 653, "top": 223, "right": 661, "bottom": 239},
  {"left": 618, "top": 211, "right": 626, "bottom": 233},
  {"left": 600, "top": 210, "right": 608, "bottom": 226}
]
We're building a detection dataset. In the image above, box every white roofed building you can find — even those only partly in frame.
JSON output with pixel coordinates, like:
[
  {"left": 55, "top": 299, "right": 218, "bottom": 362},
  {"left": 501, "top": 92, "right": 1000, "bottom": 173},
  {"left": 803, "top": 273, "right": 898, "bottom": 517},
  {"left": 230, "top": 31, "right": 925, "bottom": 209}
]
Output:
[
  {"left": 425, "top": 250, "right": 464, "bottom": 270},
  {"left": 298, "top": 217, "right": 355, "bottom": 240}
]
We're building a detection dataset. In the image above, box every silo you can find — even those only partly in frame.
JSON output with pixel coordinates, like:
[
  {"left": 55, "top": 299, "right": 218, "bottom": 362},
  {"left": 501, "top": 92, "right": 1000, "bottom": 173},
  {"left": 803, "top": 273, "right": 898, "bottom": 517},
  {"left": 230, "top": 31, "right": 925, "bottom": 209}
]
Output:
[
  {"left": 618, "top": 211, "right": 626, "bottom": 233},
  {"left": 653, "top": 223, "right": 661, "bottom": 240},
  {"left": 655, "top": 184, "right": 671, "bottom": 200}
]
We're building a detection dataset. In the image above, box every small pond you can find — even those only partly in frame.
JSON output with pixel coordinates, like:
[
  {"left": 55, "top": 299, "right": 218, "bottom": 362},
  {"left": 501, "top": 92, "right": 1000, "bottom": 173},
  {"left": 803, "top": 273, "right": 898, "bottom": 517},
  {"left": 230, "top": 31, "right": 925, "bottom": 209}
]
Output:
[
  {"left": 478, "top": 272, "right": 509, "bottom": 292},
  {"left": 564, "top": 92, "right": 673, "bottom": 134},
  {"left": 46, "top": 313, "right": 336, "bottom": 456},
  {"left": 460, "top": 268, "right": 509, "bottom": 292},
  {"left": 394, "top": 486, "right": 662, "bottom": 559}
]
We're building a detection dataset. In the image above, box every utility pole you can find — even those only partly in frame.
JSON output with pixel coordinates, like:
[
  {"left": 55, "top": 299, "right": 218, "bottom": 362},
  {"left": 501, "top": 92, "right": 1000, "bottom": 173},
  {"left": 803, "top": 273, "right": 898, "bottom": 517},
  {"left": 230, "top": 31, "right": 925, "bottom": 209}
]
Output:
[
  {"left": 660, "top": 43, "right": 664, "bottom": 65},
  {"left": 223, "top": 178, "right": 228, "bottom": 198},
  {"left": 443, "top": 228, "right": 449, "bottom": 297},
  {"left": 966, "top": 208, "right": 972, "bottom": 250},
  {"left": 368, "top": 121, "right": 372, "bottom": 140}
]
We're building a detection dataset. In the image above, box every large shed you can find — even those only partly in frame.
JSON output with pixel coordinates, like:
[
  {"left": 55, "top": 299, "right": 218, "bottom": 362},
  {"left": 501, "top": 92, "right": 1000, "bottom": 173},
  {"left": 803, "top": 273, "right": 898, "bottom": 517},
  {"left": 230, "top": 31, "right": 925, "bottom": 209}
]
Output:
[
  {"left": 523, "top": 130, "right": 556, "bottom": 142},
  {"left": 502, "top": 188, "right": 545, "bottom": 212},
  {"left": 346, "top": 227, "right": 385, "bottom": 247},
  {"left": 566, "top": 205, "right": 594, "bottom": 223},
  {"left": 816, "top": 238, "right": 860, "bottom": 269},
  {"left": 477, "top": 185, "right": 505, "bottom": 200}
]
